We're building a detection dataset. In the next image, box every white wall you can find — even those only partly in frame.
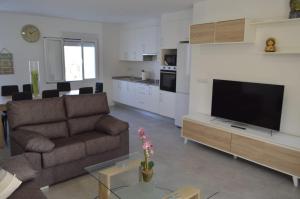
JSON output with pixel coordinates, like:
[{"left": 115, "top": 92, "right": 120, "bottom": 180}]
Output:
[
  {"left": 0, "top": 12, "right": 104, "bottom": 94},
  {"left": 190, "top": 0, "right": 300, "bottom": 136},
  {"left": 102, "top": 23, "right": 129, "bottom": 105}
]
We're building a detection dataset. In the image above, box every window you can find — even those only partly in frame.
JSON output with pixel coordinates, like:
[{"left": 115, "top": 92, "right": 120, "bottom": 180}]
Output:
[{"left": 63, "top": 40, "right": 97, "bottom": 81}]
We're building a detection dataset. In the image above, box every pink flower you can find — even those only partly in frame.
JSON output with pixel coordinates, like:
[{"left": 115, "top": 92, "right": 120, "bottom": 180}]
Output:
[
  {"left": 143, "top": 140, "right": 152, "bottom": 150},
  {"left": 138, "top": 128, "right": 145, "bottom": 139}
]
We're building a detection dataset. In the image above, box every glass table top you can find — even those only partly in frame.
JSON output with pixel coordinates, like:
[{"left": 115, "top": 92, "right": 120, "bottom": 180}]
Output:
[{"left": 85, "top": 152, "right": 183, "bottom": 199}]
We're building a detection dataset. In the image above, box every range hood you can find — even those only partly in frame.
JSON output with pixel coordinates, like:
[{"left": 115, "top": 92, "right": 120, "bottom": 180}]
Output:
[{"left": 142, "top": 54, "right": 157, "bottom": 61}]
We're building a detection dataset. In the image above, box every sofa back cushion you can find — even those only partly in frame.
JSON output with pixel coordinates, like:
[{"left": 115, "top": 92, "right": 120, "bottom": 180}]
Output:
[
  {"left": 64, "top": 93, "right": 110, "bottom": 118},
  {"left": 68, "top": 115, "right": 104, "bottom": 136},
  {"left": 7, "top": 98, "right": 66, "bottom": 130},
  {"left": 18, "top": 121, "right": 68, "bottom": 139}
]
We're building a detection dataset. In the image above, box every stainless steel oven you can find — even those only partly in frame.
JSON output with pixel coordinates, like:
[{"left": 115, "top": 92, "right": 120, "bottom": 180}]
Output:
[{"left": 160, "top": 70, "right": 176, "bottom": 93}]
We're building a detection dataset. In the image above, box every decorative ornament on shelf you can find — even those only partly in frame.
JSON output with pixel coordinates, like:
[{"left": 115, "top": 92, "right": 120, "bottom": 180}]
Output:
[
  {"left": 29, "top": 60, "right": 40, "bottom": 97},
  {"left": 265, "top": 38, "right": 277, "bottom": 53},
  {"left": 289, "top": 0, "right": 300, "bottom": 19},
  {"left": 138, "top": 128, "right": 154, "bottom": 183}
]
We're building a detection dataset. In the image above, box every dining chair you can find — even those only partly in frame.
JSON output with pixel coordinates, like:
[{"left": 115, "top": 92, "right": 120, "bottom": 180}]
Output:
[
  {"left": 57, "top": 82, "right": 71, "bottom": 92},
  {"left": 1, "top": 85, "right": 19, "bottom": 96},
  {"left": 12, "top": 92, "right": 33, "bottom": 101},
  {"left": 1, "top": 85, "right": 19, "bottom": 145},
  {"left": 95, "top": 82, "right": 103, "bottom": 93},
  {"left": 42, "top": 89, "right": 59, "bottom": 98},
  {"left": 79, "top": 87, "right": 93, "bottom": 95},
  {"left": 23, "top": 84, "right": 33, "bottom": 94}
]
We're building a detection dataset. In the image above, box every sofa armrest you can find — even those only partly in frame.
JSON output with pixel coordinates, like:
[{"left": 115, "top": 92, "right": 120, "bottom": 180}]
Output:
[
  {"left": 11, "top": 130, "right": 55, "bottom": 153},
  {"left": 95, "top": 115, "right": 129, "bottom": 136}
]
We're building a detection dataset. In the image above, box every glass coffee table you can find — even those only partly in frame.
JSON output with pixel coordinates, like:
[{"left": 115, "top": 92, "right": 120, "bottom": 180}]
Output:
[{"left": 85, "top": 152, "right": 201, "bottom": 199}]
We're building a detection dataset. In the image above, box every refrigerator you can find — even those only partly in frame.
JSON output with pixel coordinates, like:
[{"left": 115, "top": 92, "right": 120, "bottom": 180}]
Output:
[{"left": 175, "top": 43, "right": 191, "bottom": 127}]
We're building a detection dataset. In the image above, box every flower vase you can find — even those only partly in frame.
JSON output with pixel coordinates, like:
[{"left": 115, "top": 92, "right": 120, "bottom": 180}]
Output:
[
  {"left": 142, "top": 169, "right": 153, "bottom": 183},
  {"left": 29, "top": 61, "right": 40, "bottom": 97}
]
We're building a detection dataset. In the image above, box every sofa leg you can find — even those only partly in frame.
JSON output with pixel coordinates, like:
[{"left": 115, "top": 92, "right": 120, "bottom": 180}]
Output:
[
  {"left": 293, "top": 176, "right": 298, "bottom": 187},
  {"left": 40, "top": 186, "right": 49, "bottom": 191}
]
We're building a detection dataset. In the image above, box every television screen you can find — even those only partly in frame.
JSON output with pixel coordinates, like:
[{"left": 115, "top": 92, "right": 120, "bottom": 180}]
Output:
[{"left": 211, "top": 79, "right": 284, "bottom": 131}]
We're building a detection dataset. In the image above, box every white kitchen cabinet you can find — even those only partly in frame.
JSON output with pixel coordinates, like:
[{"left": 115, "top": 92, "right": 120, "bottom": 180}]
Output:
[
  {"left": 161, "top": 21, "right": 179, "bottom": 49},
  {"left": 120, "top": 26, "right": 159, "bottom": 61},
  {"left": 158, "top": 91, "right": 176, "bottom": 118},
  {"left": 112, "top": 80, "right": 161, "bottom": 115},
  {"left": 112, "top": 80, "right": 121, "bottom": 102},
  {"left": 146, "top": 85, "right": 159, "bottom": 113},
  {"left": 161, "top": 10, "right": 192, "bottom": 49},
  {"left": 178, "top": 19, "right": 191, "bottom": 42},
  {"left": 141, "top": 26, "right": 159, "bottom": 55}
]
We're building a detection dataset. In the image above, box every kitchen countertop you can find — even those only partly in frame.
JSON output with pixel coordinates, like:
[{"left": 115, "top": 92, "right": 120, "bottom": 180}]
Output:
[{"left": 112, "top": 76, "right": 159, "bottom": 86}]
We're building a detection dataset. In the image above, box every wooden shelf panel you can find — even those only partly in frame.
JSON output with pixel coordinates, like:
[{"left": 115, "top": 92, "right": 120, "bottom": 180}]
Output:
[{"left": 251, "top": 18, "right": 300, "bottom": 25}]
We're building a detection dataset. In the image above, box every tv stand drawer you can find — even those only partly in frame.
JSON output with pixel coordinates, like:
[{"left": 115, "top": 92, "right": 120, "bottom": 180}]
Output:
[
  {"left": 182, "top": 120, "right": 231, "bottom": 152},
  {"left": 231, "top": 134, "right": 300, "bottom": 176}
]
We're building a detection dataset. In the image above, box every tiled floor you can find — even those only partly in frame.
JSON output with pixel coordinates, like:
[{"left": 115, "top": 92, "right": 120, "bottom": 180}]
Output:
[{"left": 15, "top": 105, "right": 300, "bottom": 198}]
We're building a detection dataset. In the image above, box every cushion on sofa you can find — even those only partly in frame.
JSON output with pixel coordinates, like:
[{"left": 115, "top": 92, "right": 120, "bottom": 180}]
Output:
[
  {"left": 42, "top": 138, "right": 86, "bottom": 168},
  {"left": 7, "top": 98, "right": 66, "bottom": 129},
  {"left": 19, "top": 121, "right": 68, "bottom": 139},
  {"left": 1, "top": 154, "right": 37, "bottom": 182},
  {"left": 68, "top": 115, "right": 104, "bottom": 136},
  {"left": 64, "top": 93, "right": 110, "bottom": 118},
  {"left": 0, "top": 169, "right": 22, "bottom": 199},
  {"left": 11, "top": 130, "right": 55, "bottom": 153},
  {"left": 72, "top": 131, "right": 121, "bottom": 156},
  {"left": 95, "top": 115, "right": 129, "bottom": 136}
]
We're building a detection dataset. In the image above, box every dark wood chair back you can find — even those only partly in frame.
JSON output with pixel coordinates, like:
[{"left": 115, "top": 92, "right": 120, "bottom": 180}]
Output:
[
  {"left": 23, "top": 84, "right": 33, "bottom": 94},
  {"left": 79, "top": 87, "right": 93, "bottom": 95},
  {"left": 57, "top": 82, "right": 71, "bottom": 92},
  {"left": 95, "top": 82, "right": 103, "bottom": 93},
  {"left": 12, "top": 92, "right": 33, "bottom": 101},
  {"left": 1, "top": 85, "right": 19, "bottom": 96},
  {"left": 42, "top": 89, "right": 59, "bottom": 98}
]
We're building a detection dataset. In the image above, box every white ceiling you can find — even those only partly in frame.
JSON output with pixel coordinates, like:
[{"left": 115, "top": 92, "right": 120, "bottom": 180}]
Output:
[{"left": 0, "top": 0, "right": 196, "bottom": 23}]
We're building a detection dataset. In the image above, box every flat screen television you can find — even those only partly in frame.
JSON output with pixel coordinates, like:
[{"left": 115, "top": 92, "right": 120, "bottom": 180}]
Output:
[{"left": 211, "top": 79, "right": 284, "bottom": 131}]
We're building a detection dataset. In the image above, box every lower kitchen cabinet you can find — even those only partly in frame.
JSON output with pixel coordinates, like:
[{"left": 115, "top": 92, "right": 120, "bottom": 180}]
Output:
[
  {"left": 158, "top": 91, "right": 176, "bottom": 118},
  {"left": 113, "top": 80, "right": 161, "bottom": 115}
]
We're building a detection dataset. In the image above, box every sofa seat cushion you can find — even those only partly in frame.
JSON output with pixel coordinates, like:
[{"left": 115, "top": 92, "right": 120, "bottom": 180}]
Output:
[
  {"left": 73, "top": 131, "right": 121, "bottom": 156},
  {"left": 42, "top": 138, "right": 86, "bottom": 168}
]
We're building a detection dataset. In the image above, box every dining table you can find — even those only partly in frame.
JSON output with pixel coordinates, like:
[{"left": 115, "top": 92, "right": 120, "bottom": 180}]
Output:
[{"left": 0, "top": 90, "right": 80, "bottom": 148}]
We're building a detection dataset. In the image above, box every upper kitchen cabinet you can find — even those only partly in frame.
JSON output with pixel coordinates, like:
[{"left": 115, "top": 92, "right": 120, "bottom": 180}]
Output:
[
  {"left": 161, "top": 9, "right": 192, "bottom": 49},
  {"left": 119, "top": 25, "right": 158, "bottom": 61},
  {"left": 190, "top": 18, "right": 256, "bottom": 44},
  {"left": 215, "top": 19, "right": 245, "bottom": 43},
  {"left": 190, "top": 23, "right": 215, "bottom": 44}
]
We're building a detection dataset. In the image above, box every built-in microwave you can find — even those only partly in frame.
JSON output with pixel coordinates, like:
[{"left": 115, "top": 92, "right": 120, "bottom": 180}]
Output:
[
  {"left": 160, "top": 70, "right": 176, "bottom": 93},
  {"left": 164, "top": 55, "right": 177, "bottom": 66}
]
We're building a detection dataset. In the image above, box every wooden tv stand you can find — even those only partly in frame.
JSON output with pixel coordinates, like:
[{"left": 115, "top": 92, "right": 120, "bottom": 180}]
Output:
[{"left": 182, "top": 113, "right": 300, "bottom": 187}]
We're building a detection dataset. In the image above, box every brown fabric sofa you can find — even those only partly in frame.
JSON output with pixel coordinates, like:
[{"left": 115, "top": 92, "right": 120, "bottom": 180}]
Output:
[
  {"left": 7, "top": 93, "right": 129, "bottom": 187},
  {"left": 1, "top": 154, "right": 46, "bottom": 199}
]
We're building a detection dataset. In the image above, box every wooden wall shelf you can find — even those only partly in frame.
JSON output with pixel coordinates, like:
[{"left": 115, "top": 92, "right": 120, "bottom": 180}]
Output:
[{"left": 251, "top": 18, "right": 300, "bottom": 25}]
